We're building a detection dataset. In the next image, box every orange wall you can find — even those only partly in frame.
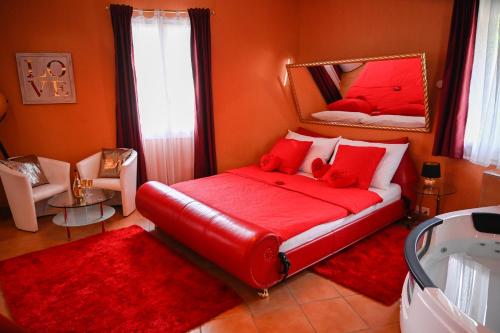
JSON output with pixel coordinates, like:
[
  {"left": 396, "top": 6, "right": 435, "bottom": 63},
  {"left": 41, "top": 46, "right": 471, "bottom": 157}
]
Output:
[
  {"left": 0, "top": 0, "right": 298, "bottom": 171},
  {"left": 0, "top": 0, "right": 488, "bottom": 213},
  {"left": 295, "top": 0, "right": 487, "bottom": 213},
  {"left": 289, "top": 67, "right": 325, "bottom": 118}
]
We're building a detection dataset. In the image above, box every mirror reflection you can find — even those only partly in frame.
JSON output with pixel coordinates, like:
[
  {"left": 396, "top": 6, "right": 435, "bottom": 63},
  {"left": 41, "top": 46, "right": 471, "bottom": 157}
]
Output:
[{"left": 287, "top": 54, "right": 430, "bottom": 131}]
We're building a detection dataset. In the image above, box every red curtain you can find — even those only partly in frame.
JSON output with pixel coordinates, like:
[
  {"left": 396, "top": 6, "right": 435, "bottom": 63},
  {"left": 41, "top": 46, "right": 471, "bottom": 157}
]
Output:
[
  {"left": 432, "top": 0, "right": 479, "bottom": 158},
  {"left": 307, "top": 66, "right": 342, "bottom": 104},
  {"left": 188, "top": 8, "right": 217, "bottom": 178},
  {"left": 109, "top": 4, "right": 147, "bottom": 186}
]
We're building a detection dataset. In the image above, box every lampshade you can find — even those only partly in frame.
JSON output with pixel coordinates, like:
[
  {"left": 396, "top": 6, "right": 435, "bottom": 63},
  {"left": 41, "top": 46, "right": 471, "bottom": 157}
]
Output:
[{"left": 421, "top": 162, "right": 441, "bottom": 179}]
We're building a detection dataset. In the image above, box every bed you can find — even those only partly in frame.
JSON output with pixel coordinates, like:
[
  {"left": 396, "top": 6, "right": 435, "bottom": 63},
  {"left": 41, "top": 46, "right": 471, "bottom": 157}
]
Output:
[{"left": 135, "top": 149, "right": 418, "bottom": 294}]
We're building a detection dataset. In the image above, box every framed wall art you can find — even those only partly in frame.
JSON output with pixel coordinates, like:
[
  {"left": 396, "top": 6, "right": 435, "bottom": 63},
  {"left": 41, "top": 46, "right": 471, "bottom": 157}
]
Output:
[{"left": 16, "top": 52, "right": 77, "bottom": 104}]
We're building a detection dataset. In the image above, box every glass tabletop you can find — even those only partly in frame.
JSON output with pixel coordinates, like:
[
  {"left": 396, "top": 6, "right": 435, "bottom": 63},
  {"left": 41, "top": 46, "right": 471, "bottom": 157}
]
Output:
[
  {"left": 415, "top": 181, "right": 456, "bottom": 197},
  {"left": 48, "top": 189, "right": 114, "bottom": 208}
]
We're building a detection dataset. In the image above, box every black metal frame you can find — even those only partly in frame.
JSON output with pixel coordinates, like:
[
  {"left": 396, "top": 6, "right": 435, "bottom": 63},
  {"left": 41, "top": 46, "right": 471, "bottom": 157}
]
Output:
[{"left": 404, "top": 217, "right": 443, "bottom": 289}]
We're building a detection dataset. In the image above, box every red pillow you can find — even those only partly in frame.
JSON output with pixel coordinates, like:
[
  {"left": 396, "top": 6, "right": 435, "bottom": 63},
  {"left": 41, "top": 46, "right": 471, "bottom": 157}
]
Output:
[
  {"left": 326, "top": 98, "right": 374, "bottom": 114},
  {"left": 295, "top": 127, "right": 412, "bottom": 183},
  {"left": 323, "top": 145, "right": 386, "bottom": 189},
  {"left": 311, "top": 158, "right": 331, "bottom": 179},
  {"left": 378, "top": 104, "right": 425, "bottom": 117},
  {"left": 269, "top": 138, "right": 312, "bottom": 174},
  {"left": 323, "top": 168, "right": 358, "bottom": 188},
  {"left": 260, "top": 154, "right": 281, "bottom": 172}
]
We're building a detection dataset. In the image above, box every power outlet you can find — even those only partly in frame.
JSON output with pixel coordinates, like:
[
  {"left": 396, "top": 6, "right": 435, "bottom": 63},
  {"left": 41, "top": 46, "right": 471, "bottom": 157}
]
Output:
[{"left": 415, "top": 205, "right": 431, "bottom": 216}]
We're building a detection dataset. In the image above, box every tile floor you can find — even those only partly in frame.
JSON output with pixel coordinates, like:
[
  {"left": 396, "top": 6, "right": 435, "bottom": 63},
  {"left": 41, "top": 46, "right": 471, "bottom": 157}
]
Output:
[{"left": 0, "top": 209, "right": 401, "bottom": 333}]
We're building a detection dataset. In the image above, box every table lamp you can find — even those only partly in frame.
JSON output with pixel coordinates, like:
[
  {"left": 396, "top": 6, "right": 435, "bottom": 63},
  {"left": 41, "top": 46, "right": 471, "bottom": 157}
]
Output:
[{"left": 421, "top": 162, "right": 441, "bottom": 188}]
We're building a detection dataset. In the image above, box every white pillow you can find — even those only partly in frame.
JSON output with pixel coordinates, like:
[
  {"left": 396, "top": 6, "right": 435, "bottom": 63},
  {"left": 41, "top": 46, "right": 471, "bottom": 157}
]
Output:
[
  {"left": 329, "top": 138, "right": 409, "bottom": 190},
  {"left": 286, "top": 130, "right": 340, "bottom": 174},
  {"left": 311, "top": 111, "right": 369, "bottom": 124}
]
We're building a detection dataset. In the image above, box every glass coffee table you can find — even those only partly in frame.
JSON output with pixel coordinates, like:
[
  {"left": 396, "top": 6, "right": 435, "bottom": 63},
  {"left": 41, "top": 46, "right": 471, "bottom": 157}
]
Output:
[{"left": 48, "top": 189, "right": 115, "bottom": 239}]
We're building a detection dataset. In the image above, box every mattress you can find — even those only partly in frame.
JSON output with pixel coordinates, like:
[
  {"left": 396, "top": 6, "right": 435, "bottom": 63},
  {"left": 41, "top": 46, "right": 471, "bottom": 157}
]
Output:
[
  {"left": 311, "top": 111, "right": 425, "bottom": 128},
  {"left": 361, "top": 114, "right": 425, "bottom": 128},
  {"left": 280, "top": 181, "right": 402, "bottom": 252},
  {"left": 172, "top": 166, "right": 383, "bottom": 241}
]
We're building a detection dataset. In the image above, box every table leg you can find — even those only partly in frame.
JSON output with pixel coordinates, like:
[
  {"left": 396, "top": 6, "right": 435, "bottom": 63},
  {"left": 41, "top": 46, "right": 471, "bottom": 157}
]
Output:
[{"left": 64, "top": 208, "right": 71, "bottom": 240}]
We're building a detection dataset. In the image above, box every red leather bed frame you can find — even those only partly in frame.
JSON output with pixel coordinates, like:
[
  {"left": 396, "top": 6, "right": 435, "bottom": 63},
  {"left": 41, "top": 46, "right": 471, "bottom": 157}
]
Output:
[{"left": 136, "top": 162, "right": 417, "bottom": 291}]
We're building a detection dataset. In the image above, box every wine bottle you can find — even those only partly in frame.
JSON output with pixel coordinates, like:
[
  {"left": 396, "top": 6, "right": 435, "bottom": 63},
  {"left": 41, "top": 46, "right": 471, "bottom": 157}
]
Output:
[{"left": 72, "top": 169, "right": 83, "bottom": 198}]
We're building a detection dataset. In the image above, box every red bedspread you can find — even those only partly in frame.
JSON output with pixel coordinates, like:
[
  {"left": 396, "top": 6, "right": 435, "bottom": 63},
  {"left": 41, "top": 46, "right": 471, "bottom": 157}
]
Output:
[
  {"left": 345, "top": 57, "right": 425, "bottom": 114},
  {"left": 172, "top": 166, "right": 382, "bottom": 241}
]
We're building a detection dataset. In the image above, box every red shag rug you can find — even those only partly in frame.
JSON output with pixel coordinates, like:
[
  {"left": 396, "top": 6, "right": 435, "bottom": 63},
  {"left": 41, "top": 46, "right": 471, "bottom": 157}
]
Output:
[
  {"left": 0, "top": 226, "right": 241, "bottom": 332},
  {"left": 312, "top": 223, "right": 410, "bottom": 305}
]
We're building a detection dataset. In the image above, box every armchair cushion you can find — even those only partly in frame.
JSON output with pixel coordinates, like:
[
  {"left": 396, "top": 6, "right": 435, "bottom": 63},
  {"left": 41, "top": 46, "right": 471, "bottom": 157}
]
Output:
[
  {"left": 32, "top": 183, "right": 67, "bottom": 202},
  {"left": 98, "top": 148, "right": 133, "bottom": 178},
  {"left": 92, "top": 178, "right": 121, "bottom": 191},
  {"left": 0, "top": 155, "right": 49, "bottom": 187}
]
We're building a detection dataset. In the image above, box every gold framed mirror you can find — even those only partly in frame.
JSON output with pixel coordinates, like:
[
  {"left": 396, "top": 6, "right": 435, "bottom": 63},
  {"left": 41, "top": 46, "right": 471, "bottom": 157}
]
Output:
[{"left": 287, "top": 53, "right": 431, "bottom": 132}]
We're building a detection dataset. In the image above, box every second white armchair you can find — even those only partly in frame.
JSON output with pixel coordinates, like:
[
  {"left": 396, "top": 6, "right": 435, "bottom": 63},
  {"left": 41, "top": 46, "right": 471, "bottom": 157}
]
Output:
[{"left": 76, "top": 150, "right": 138, "bottom": 216}]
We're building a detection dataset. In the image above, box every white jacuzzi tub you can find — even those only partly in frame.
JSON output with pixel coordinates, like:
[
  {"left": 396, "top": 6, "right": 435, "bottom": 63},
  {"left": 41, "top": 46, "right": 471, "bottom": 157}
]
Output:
[{"left": 401, "top": 206, "right": 500, "bottom": 333}]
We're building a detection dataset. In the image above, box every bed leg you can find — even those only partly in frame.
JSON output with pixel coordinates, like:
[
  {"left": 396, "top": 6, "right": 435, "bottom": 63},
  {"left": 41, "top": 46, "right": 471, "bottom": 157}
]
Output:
[{"left": 257, "top": 289, "right": 269, "bottom": 298}]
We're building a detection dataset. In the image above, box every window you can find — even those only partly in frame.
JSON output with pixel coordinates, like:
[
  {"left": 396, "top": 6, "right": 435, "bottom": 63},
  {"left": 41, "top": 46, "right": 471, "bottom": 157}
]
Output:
[
  {"left": 463, "top": 0, "right": 500, "bottom": 167},
  {"left": 132, "top": 11, "right": 195, "bottom": 184}
]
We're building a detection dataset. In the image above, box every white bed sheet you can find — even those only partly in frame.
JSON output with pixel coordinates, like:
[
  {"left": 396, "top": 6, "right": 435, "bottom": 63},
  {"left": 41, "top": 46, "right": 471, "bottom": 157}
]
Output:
[
  {"left": 360, "top": 114, "right": 425, "bottom": 128},
  {"left": 310, "top": 110, "right": 425, "bottom": 128},
  {"left": 279, "top": 181, "right": 402, "bottom": 252}
]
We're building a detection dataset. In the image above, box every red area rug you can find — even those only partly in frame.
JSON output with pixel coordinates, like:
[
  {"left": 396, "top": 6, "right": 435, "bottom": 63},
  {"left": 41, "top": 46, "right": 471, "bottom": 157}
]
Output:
[
  {"left": 0, "top": 226, "right": 241, "bottom": 332},
  {"left": 312, "top": 223, "right": 410, "bottom": 305}
]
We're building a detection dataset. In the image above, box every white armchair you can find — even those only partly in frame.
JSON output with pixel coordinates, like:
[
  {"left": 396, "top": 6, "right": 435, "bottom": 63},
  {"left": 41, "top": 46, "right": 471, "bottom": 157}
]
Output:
[
  {"left": 0, "top": 157, "right": 70, "bottom": 232},
  {"left": 76, "top": 150, "right": 137, "bottom": 216}
]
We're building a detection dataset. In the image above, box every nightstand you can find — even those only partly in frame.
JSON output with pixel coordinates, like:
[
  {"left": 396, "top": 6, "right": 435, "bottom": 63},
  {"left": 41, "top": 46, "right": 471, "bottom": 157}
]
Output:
[{"left": 415, "top": 181, "right": 456, "bottom": 217}]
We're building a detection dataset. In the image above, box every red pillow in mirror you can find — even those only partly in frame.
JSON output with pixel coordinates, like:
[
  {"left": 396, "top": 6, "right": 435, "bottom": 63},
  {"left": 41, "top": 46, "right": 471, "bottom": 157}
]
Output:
[
  {"left": 323, "top": 145, "right": 386, "bottom": 190},
  {"left": 326, "top": 98, "right": 374, "bottom": 114},
  {"left": 269, "top": 138, "right": 313, "bottom": 175}
]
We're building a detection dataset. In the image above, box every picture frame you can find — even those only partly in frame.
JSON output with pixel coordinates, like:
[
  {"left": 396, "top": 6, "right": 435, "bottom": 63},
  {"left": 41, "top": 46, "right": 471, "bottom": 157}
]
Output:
[{"left": 16, "top": 52, "right": 77, "bottom": 104}]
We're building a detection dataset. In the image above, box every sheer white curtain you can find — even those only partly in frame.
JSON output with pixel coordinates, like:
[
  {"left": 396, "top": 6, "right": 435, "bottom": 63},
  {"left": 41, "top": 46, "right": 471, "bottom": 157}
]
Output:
[
  {"left": 464, "top": 0, "right": 500, "bottom": 167},
  {"left": 132, "top": 11, "right": 195, "bottom": 184}
]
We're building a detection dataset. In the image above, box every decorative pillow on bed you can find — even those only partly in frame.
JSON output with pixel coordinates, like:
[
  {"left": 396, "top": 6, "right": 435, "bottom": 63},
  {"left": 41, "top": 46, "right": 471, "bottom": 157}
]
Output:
[
  {"left": 259, "top": 154, "right": 281, "bottom": 172},
  {"left": 285, "top": 130, "right": 340, "bottom": 174},
  {"left": 311, "top": 158, "right": 331, "bottom": 179},
  {"left": 326, "top": 98, "right": 374, "bottom": 114},
  {"left": 321, "top": 144, "right": 386, "bottom": 190},
  {"left": 322, "top": 168, "right": 358, "bottom": 188},
  {"left": 329, "top": 138, "right": 409, "bottom": 190},
  {"left": 268, "top": 138, "right": 312, "bottom": 175},
  {"left": 294, "top": 128, "right": 414, "bottom": 189},
  {"left": 323, "top": 145, "right": 386, "bottom": 190}
]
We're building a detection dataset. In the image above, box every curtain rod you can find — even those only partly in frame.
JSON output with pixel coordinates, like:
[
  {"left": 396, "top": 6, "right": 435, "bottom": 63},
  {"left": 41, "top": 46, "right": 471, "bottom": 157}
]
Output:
[{"left": 105, "top": 5, "right": 215, "bottom": 15}]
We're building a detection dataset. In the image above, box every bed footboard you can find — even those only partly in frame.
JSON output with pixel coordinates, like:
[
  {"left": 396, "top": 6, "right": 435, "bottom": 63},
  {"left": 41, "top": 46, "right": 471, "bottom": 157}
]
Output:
[{"left": 136, "top": 181, "right": 283, "bottom": 289}]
